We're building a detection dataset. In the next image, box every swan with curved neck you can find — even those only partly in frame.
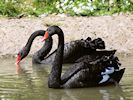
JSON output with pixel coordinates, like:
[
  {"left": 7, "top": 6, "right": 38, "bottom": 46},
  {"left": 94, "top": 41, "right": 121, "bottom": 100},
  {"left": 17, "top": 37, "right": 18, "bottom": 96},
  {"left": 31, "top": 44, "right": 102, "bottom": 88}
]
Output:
[
  {"left": 42, "top": 26, "right": 125, "bottom": 88},
  {"left": 16, "top": 29, "right": 115, "bottom": 65},
  {"left": 16, "top": 30, "right": 53, "bottom": 64}
]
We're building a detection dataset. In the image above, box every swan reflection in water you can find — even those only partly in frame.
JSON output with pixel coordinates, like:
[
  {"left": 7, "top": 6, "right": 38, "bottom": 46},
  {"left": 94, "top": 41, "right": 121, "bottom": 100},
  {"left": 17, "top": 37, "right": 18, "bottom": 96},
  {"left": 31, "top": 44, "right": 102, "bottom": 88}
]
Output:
[{"left": 15, "top": 64, "right": 125, "bottom": 100}]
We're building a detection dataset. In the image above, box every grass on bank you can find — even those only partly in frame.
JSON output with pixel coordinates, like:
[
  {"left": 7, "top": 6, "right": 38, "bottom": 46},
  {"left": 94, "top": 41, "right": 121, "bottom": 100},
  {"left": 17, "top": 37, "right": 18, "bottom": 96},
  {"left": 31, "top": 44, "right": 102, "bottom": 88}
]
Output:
[{"left": 0, "top": 0, "right": 133, "bottom": 17}]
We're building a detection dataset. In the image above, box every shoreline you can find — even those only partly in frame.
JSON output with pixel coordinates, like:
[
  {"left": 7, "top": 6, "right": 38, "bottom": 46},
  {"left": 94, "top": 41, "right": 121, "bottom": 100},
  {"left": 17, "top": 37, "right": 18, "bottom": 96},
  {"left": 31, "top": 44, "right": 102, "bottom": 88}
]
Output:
[{"left": 0, "top": 14, "right": 133, "bottom": 58}]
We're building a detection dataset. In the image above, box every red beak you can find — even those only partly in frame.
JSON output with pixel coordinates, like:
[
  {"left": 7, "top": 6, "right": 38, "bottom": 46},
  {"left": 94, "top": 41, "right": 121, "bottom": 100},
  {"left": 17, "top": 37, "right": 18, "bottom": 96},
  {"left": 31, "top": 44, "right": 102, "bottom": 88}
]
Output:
[
  {"left": 41, "top": 31, "right": 49, "bottom": 41},
  {"left": 15, "top": 54, "right": 21, "bottom": 65}
]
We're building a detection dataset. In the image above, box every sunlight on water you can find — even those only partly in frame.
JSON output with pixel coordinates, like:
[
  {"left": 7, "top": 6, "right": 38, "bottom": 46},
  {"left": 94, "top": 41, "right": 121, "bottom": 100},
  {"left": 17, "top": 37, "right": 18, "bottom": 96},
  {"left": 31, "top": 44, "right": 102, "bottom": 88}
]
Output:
[{"left": 0, "top": 55, "right": 133, "bottom": 100}]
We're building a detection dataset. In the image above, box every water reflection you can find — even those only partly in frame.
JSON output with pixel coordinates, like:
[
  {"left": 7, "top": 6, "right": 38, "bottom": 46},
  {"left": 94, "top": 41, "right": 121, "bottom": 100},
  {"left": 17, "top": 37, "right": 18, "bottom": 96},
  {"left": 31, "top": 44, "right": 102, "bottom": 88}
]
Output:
[
  {"left": 0, "top": 55, "right": 133, "bottom": 100},
  {"left": 64, "top": 86, "right": 125, "bottom": 100},
  {"left": 14, "top": 65, "right": 125, "bottom": 100}
]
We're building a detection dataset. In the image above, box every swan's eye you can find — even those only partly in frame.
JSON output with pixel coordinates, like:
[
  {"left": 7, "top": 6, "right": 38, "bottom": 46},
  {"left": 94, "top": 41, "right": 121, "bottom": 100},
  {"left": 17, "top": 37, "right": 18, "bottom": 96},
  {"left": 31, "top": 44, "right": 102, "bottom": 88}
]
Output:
[
  {"left": 17, "top": 52, "right": 22, "bottom": 57},
  {"left": 47, "top": 28, "right": 55, "bottom": 34}
]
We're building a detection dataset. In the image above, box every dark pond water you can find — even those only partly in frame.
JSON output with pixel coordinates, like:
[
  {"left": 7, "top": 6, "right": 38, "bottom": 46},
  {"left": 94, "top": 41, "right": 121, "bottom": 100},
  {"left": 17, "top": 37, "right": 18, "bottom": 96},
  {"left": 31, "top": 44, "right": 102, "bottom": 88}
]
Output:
[{"left": 0, "top": 55, "right": 133, "bottom": 100}]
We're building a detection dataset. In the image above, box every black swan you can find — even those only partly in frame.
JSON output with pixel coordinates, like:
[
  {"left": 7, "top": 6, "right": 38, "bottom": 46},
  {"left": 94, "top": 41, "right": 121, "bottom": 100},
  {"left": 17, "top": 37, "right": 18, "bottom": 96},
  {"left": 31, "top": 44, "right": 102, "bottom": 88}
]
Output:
[
  {"left": 42, "top": 26, "right": 125, "bottom": 88},
  {"left": 16, "top": 30, "right": 53, "bottom": 64},
  {"left": 16, "top": 30, "right": 114, "bottom": 65}
]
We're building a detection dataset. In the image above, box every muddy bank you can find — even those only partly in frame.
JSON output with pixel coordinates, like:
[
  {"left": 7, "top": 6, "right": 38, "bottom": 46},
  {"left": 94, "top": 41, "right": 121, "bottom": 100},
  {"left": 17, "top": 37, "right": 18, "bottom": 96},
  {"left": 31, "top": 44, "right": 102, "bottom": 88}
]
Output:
[{"left": 0, "top": 14, "right": 133, "bottom": 58}]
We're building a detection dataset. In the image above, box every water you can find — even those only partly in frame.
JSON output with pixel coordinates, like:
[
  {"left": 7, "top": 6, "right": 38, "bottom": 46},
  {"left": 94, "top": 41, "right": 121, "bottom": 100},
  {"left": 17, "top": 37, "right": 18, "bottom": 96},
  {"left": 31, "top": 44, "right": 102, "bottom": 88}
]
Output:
[{"left": 0, "top": 55, "right": 133, "bottom": 100}]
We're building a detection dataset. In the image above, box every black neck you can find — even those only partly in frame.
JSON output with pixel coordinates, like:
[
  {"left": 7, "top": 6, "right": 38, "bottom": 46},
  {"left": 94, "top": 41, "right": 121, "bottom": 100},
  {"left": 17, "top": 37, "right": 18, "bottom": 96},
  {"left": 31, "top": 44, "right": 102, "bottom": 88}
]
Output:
[
  {"left": 25, "top": 30, "right": 45, "bottom": 54},
  {"left": 48, "top": 32, "right": 64, "bottom": 88},
  {"left": 36, "top": 37, "right": 53, "bottom": 59}
]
